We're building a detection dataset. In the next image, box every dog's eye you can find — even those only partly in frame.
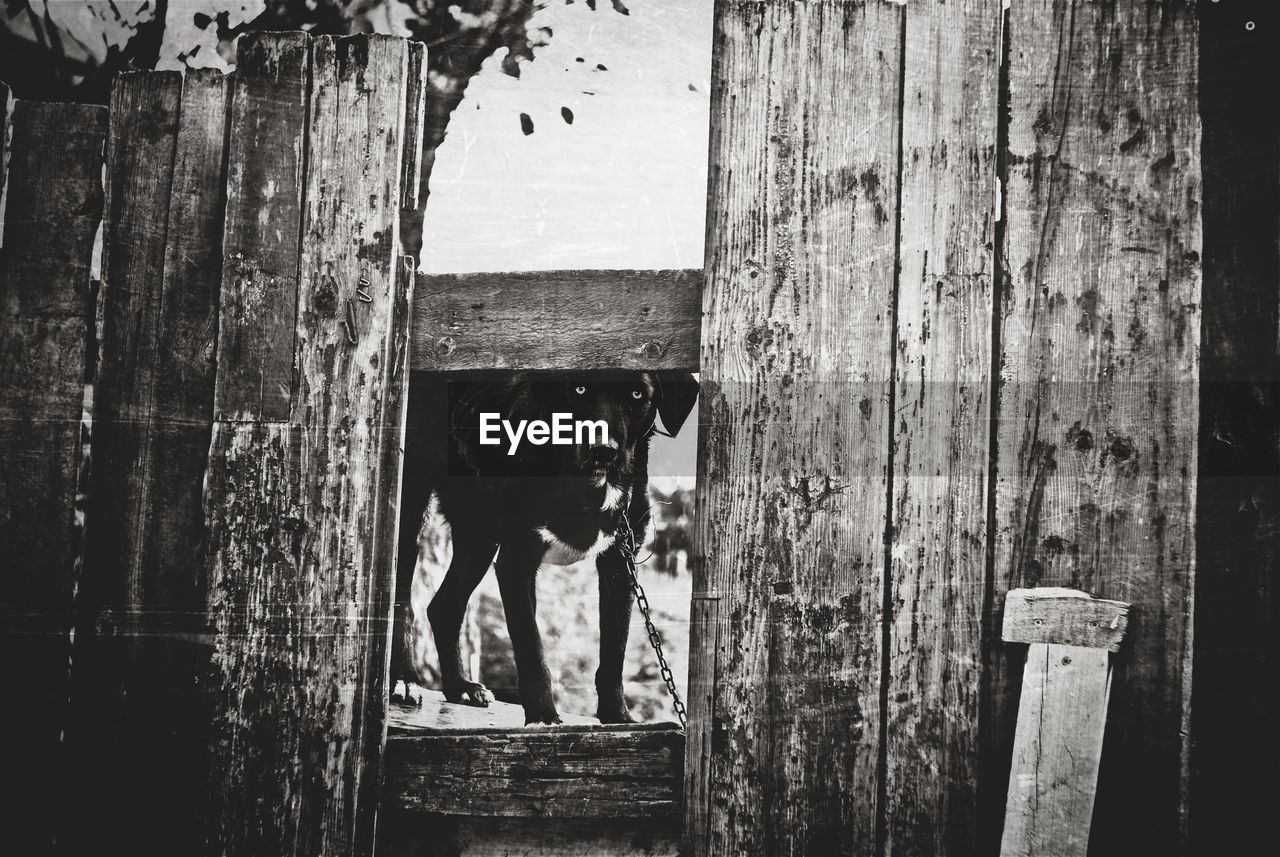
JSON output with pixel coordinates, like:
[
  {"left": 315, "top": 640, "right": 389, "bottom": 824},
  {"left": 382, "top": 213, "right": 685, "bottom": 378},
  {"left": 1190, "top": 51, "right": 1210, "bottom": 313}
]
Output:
[
  {"left": 574, "top": 385, "right": 586, "bottom": 395},
  {"left": 631, "top": 390, "right": 644, "bottom": 400}
]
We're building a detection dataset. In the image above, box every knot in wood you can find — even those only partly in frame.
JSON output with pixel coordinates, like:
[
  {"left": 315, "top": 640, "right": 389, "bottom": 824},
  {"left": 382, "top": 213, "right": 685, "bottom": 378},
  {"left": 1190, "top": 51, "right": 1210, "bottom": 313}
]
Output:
[{"left": 641, "top": 340, "right": 665, "bottom": 359}]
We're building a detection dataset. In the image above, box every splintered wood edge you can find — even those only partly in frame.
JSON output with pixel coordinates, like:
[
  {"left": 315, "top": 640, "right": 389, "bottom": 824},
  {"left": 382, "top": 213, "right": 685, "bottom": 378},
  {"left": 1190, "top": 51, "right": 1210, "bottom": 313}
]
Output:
[{"left": 1001, "top": 587, "right": 1131, "bottom": 652}]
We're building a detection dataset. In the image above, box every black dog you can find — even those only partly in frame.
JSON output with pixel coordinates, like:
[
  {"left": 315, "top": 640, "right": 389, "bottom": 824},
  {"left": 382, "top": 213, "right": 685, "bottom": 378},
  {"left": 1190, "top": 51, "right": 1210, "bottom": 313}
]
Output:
[{"left": 393, "top": 371, "right": 697, "bottom": 724}]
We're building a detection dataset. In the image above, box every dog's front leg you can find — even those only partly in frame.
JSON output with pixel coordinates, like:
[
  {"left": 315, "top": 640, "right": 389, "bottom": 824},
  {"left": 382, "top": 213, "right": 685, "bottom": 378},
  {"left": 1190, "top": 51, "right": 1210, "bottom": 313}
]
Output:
[
  {"left": 428, "top": 527, "right": 498, "bottom": 706},
  {"left": 495, "top": 536, "right": 561, "bottom": 724},
  {"left": 595, "top": 546, "right": 635, "bottom": 723}
]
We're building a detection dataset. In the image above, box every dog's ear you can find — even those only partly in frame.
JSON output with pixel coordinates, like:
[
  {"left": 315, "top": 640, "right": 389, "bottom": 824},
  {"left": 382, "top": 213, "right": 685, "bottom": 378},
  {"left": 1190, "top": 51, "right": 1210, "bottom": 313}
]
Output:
[{"left": 654, "top": 371, "right": 699, "bottom": 437}]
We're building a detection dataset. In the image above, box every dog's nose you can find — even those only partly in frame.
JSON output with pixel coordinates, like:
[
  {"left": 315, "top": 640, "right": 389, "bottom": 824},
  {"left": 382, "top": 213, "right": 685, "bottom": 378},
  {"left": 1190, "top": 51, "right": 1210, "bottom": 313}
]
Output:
[{"left": 590, "top": 445, "right": 618, "bottom": 466}]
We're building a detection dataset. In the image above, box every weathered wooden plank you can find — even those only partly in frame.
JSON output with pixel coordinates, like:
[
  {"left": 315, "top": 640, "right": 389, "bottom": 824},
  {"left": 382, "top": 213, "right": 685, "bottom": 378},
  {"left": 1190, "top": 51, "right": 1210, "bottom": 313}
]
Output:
[
  {"left": 884, "top": 2, "right": 1000, "bottom": 855},
  {"left": 384, "top": 725, "right": 683, "bottom": 819},
  {"left": 379, "top": 815, "right": 679, "bottom": 857},
  {"left": 1001, "top": 587, "right": 1129, "bottom": 651},
  {"left": 0, "top": 83, "right": 10, "bottom": 205},
  {"left": 399, "top": 42, "right": 427, "bottom": 264},
  {"left": 682, "top": 592, "right": 719, "bottom": 857},
  {"left": 356, "top": 248, "right": 417, "bottom": 854},
  {"left": 68, "top": 68, "right": 230, "bottom": 857},
  {"left": 412, "top": 269, "right": 702, "bottom": 371},
  {"left": 690, "top": 2, "right": 903, "bottom": 855},
  {"left": 999, "top": 643, "right": 1113, "bottom": 857},
  {"left": 0, "top": 99, "right": 106, "bottom": 857},
  {"left": 80, "top": 69, "right": 181, "bottom": 623},
  {"left": 993, "top": 2, "right": 1201, "bottom": 854},
  {"left": 213, "top": 31, "right": 309, "bottom": 421},
  {"left": 1190, "top": 3, "right": 1280, "bottom": 852},
  {"left": 68, "top": 68, "right": 183, "bottom": 856},
  {"left": 204, "top": 33, "right": 410, "bottom": 857},
  {"left": 401, "top": 40, "right": 427, "bottom": 215}
]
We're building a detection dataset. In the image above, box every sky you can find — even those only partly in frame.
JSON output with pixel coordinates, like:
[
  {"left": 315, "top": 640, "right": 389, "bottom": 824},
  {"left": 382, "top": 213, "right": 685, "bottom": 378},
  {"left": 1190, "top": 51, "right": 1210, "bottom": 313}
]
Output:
[{"left": 422, "top": 0, "right": 714, "bottom": 275}]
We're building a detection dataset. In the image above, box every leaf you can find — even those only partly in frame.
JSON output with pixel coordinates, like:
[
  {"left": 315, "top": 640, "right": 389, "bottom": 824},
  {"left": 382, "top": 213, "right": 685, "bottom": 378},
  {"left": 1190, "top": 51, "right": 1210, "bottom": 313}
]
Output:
[
  {"left": 519, "top": 112, "right": 534, "bottom": 135},
  {"left": 560, "top": 106, "right": 573, "bottom": 124}
]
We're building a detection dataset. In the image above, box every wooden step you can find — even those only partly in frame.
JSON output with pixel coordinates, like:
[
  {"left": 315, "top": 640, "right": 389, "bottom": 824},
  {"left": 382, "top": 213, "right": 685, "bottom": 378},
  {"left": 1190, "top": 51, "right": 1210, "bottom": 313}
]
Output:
[{"left": 384, "top": 688, "right": 684, "bottom": 821}]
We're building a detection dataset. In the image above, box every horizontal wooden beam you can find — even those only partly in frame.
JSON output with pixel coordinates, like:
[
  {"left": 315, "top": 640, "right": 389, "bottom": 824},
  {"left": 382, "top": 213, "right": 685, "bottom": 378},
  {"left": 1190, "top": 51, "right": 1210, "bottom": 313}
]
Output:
[
  {"left": 1001, "top": 588, "right": 1130, "bottom": 652},
  {"left": 384, "top": 695, "right": 684, "bottom": 820},
  {"left": 410, "top": 269, "right": 702, "bottom": 372}
]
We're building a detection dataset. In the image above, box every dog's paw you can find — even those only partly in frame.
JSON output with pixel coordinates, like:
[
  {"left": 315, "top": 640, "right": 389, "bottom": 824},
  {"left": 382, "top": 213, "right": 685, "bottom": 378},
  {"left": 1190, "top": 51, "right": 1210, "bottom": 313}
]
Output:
[
  {"left": 443, "top": 680, "right": 492, "bottom": 707},
  {"left": 595, "top": 688, "right": 634, "bottom": 724},
  {"left": 596, "top": 705, "right": 635, "bottom": 725},
  {"left": 524, "top": 709, "right": 563, "bottom": 726},
  {"left": 390, "top": 679, "right": 421, "bottom": 707}
]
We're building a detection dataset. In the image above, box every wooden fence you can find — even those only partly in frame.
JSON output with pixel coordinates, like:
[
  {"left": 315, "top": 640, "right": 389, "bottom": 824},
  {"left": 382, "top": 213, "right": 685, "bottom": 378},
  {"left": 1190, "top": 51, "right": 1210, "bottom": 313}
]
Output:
[
  {"left": 0, "top": 3, "right": 1273, "bottom": 857},
  {"left": 1, "top": 32, "right": 426, "bottom": 857}
]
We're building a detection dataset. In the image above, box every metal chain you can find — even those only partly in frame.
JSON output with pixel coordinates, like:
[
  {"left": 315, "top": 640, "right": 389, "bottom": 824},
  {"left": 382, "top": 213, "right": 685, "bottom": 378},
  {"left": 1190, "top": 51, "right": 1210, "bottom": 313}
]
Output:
[{"left": 617, "top": 520, "right": 688, "bottom": 730}]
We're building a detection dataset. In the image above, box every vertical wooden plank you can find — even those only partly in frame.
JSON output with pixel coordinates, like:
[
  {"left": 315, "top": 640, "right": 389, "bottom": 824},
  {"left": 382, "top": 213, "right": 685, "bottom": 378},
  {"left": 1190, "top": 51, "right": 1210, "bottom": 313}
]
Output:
[
  {"left": 205, "top": 33, "right": 409, "bottom": 857},
  {"left": 999, "top": 644, "right": 1112, "bottom": 857},
  {"left": 994, "top": 2, "right": 1201, "bottom": 854},
  {"left": 885, "top": 2, "right": 1000, "bottom": 855},
  {"left": 399, "top": 41, "right": 427, "bottom": 263},
  {"left": 1191, "top": 2, "right": 1280, "bottom": 853},
  {"left": 682, "top": 590, "right": 719, "bottom": 857},
  {"left": 364, "top": 253, "right": 415, "bottom": 855},
  {"left": 691, "top": 1, "right": 903, "bottom": 854},
  {"left": 80, "top": 72, "right": 181, "bottom": 611},
  {"left": 0, "top": 83, "right": 10, "bottom": 210},
  {"left": 69, "top": 68, "right": 182, "bottom": 855},
  {"left": 0, "top": 99, "right": 106, "bottom": 856},
  {"left": 387, "top": 39, "right": 430, "bottom": 698},
  {"left": 68, "top": 68, "right": 230, "bottom": 856},
  {"left": 213, "top": 32, "right": 309, "bottom": 422}
]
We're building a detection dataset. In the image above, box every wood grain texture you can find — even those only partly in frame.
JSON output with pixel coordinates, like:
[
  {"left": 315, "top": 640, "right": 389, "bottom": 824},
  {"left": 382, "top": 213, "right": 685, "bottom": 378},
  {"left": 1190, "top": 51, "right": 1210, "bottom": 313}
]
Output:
[
  {"left": 204, "top": 34, "right": 410, "bottom": 857},
  {"left": 399, "top": 42, "right": 427, "bottom": 263},
  {"left": 379, "top": 815, "right": 678, "bottom": 857},
  {"left": 0, "top": 83, "right": 9, "bottom": 200},
  {"left": 884, "top": 2, "right": 1000, "bottom": 855},
  {"left": 412, "top": 269, "right": 702, "bottom": 371},
  {"left": 68, "top": 68, "right": 229, "bottom": 857},
  {"left": 385, "top": 725, "right": 683, "bottom": 819},
  {"left": 1001, "top": 587, "right": 1129, "bottom": 651},
  {"left": 999, "top": 643, "right": 1112, "bottom": 857},
  {"left": 80, "top": 69, "right": 181, "bottom": 626},
  {"left": 213, "top": 31, "right": 309, "bottom": 421},
  {"left": 68, "top": 69, "right": 189, "bottom": 857},
  {"left": 0, "top": 99, "right": 105, "bottom": 857},
  {"left": 401, "top": 41, "right": 427, "bottom": 213},
  {"left": 690, "top": 2, "right": 903, "bottom": 854},
  {"left": 682, "top": 592, "right": 719, "bottom": 857},
  {"left": 993, "top": 2, "right": 1201, "bottom": 854}
]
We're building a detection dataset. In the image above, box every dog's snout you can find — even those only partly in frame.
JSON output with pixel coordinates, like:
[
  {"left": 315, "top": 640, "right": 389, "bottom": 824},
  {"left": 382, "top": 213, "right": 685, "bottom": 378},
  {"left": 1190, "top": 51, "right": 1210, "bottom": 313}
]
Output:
[{"left": 590, "top": 444, "right": 619, "bottom": 466}]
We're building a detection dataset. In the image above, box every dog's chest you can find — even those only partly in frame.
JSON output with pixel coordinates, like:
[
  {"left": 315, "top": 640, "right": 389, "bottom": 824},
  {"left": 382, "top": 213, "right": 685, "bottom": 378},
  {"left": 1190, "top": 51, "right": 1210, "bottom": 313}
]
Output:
[
  {"left": 531, "top": 482, "right": 631, "bottom": 566},
  {"left": 536, "top": 526, "right": 616, "bottom": 566}
]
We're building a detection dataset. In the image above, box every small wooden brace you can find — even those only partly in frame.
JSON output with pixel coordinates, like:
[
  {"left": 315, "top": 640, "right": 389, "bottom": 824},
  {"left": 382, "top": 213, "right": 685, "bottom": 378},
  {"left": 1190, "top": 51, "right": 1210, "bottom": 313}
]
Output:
[
  {"left": 1002, "top": 586, "right": 1129, "bottom": 652},
  {"left": 999, "top": 588, "right": 1132, "bottom": 857}
]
